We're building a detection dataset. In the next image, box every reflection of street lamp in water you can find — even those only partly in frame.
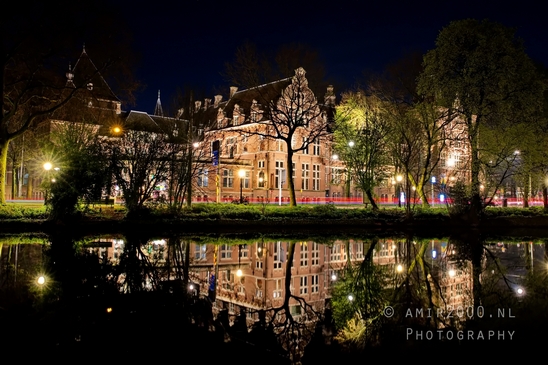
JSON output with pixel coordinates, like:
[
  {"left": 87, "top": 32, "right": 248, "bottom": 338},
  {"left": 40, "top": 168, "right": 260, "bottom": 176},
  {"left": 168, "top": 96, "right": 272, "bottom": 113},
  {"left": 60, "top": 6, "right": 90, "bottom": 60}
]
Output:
[{"left": 236, "top": 244, "right": 243, "bottom": 277}]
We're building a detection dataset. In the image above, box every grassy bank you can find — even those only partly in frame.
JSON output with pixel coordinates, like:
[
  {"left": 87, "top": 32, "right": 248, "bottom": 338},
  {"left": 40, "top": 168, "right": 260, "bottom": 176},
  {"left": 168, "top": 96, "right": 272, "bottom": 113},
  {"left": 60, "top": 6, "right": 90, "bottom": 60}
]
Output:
[{"left": 2, "top": 202, "right": 548, "bottom": 221}]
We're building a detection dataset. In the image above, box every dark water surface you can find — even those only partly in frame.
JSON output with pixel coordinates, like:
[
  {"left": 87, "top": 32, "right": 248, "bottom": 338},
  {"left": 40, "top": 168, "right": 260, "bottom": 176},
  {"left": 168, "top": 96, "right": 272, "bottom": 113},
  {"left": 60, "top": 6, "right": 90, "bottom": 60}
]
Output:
[{"left": 1, "top": 231, "right": 547, "bottom": 361}]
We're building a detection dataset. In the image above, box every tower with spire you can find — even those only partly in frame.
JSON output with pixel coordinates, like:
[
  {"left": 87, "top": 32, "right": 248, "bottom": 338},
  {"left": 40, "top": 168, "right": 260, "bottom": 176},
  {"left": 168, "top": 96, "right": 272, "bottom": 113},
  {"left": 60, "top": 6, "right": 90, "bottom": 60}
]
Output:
[{"left": 154, "top": 90, "right": 164, "bottom": 116}]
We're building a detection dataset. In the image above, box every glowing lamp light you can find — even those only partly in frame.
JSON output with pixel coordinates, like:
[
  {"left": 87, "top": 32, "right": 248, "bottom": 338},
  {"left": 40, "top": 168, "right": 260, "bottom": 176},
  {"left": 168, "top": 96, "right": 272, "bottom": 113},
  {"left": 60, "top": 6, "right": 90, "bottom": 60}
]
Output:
[
  {"left": 348, "top": 294, "right": 354, "bottom": 301},
  {"left": 106, "top": 307, "right": 113, "bottom": 313},
  {"left": 448, "top": 269, "right": 456, "bottom": 277},
  {"left": 440, "top": 194, "right": 445, "bottom": 203},
  {"left": 43, "top": 162, "right": 52, "bottom": 171},
  {"left": 331, "top": 273, "right": 337, "bottom": 281},
  {"left": 348, "top": 141, "right": 355, "bottom": 147},
  {"left": 396, "top": 264, "right": 403, "bottom": 273},
  {"left": 236, "top": 269, "right": 243, "bottom": 277},
  {"left": 37, "top": 276, "right": 45, "bottom": 285},
  {"left": 517, "top": 288, "right": 524, "bottom": 295},
  {"left": 432, "top": 250, "right": 437, "bottom": 259}
]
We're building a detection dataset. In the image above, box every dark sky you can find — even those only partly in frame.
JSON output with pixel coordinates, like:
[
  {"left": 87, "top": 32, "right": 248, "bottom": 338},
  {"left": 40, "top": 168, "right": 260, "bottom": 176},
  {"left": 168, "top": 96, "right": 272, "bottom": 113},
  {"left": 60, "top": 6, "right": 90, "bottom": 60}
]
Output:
[{"left": 113, "top": 0, "right": 548, "bottom": 114}]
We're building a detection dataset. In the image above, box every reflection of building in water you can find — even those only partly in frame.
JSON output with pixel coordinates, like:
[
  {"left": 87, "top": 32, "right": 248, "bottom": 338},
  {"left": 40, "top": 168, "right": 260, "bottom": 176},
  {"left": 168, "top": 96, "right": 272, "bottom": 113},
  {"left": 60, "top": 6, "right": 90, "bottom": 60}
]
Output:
[
  {"left": 81, "top": 237, "right": 474, "bottom": 321},
  {"left": 431, "top": 240, "right": 473, "bottom": 312}
]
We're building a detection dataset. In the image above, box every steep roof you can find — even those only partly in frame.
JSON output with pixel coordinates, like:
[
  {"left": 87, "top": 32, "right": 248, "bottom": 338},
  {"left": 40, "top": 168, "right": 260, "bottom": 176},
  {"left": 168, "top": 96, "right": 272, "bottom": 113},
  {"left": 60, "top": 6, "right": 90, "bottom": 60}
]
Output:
[
  {"left": 68, "top": 47, "right": 120, "bottom": 103},
  {"left": 223, "top": 78, "right": 292, "bottom": 118}
]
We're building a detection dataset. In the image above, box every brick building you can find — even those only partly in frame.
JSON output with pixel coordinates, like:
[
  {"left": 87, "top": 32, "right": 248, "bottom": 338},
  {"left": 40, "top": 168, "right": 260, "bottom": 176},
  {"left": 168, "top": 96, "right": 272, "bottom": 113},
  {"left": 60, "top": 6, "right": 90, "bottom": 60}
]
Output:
[{"left": 191, "top": 68, "right": 354, "bottom": 204}]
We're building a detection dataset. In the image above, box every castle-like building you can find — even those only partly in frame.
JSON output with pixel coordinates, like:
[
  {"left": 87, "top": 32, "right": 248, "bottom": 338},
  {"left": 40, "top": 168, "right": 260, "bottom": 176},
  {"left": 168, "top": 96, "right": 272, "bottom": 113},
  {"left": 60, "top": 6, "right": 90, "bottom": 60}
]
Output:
[{"left": 5, "top": 48, "right": 472, "bottom": 206}]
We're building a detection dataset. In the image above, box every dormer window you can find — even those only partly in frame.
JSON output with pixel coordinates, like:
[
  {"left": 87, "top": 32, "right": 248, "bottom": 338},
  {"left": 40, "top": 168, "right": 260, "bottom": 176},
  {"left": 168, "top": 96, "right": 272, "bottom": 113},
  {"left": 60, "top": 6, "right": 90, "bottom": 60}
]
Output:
[{"left": 87, "top": 83, "right": 93, "bottom": 90}]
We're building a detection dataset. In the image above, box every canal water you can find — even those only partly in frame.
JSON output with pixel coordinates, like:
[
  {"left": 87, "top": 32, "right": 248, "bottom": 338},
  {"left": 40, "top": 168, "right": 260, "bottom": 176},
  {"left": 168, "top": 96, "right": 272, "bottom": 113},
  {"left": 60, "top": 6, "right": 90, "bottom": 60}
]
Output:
[{"left": 1, "top": 232, "right": 546, "bottom": 362}]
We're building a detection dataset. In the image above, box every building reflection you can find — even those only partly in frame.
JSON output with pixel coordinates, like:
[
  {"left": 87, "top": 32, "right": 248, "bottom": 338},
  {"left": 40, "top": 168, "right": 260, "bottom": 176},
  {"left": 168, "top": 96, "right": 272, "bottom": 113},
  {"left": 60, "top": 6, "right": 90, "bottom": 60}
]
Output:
[{"left": 72, "top": 236, "right": 474, "bottom": 325}]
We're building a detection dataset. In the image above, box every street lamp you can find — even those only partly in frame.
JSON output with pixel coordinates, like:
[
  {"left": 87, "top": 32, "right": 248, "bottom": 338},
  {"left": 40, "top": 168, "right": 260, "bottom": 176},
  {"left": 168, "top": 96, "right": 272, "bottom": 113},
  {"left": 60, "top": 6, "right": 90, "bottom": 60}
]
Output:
[
  {"left": 396, "top": 174, "right": 403, "bottom": 207},
  {"left": 431, "top": 176, "right": 436, "bottom": 206},
  {"left": 37, "top": 276, "right": 45, "bottom": 285},
  {"left": 238, "top": 169, "right": 245, "bottom": 204},
  {"left": 112, "top": 126, "right": 122, "bottom": 135}
]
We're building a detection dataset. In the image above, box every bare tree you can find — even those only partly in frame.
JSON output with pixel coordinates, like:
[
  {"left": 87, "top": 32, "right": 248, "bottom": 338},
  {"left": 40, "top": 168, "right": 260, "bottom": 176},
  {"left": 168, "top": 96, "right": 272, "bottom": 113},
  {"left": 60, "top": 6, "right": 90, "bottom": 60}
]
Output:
[
  {"left": 243, "top": 68, "right": 332, "bottom": 206},
  {"left": 0, "top": 1, "right": 137, "bottom": 204},
  {"left": 107, "top": 123, "right": 176, "bottom": 215}
]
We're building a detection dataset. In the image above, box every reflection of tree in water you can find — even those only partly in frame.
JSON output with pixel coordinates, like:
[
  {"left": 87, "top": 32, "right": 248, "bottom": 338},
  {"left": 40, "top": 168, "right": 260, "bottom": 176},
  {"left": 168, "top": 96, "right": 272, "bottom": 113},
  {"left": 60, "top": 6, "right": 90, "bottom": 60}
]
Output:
[
  {"left": 328, "top": 236, "right": 476, "bottom": 351},
  {"left": 28, "top": 232, "right": 548, "bottom": 360},
  {"left": 265, "top": 241, "right": 322, "bottom": 363},
  {"left": 116, "top": 233, "right": 161, "bottom": 292},
  {"left": 324, "top": 233, "right": 548, "bottom": 357}
]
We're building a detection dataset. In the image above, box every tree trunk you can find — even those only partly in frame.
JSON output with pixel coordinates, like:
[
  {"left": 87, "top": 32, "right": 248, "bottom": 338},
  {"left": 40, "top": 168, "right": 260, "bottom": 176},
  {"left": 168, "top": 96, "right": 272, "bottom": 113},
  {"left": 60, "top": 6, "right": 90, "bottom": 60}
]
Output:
[
  {"left": 415, "top": 183, "right": 429, "bottom": 208},
  {"left": 365, "top": 189, "right": 378, "bottom": 210},
  {"left": 283, "top": 242, "right": 296, "bottom": 308},
  {"left": 286, "top": 149, "right": 296, "bottom": 206},
  {"left": 543, "top": 186, "right": 548, "bottom": 211},
  {"left": 468, "top": 117, "right": 482, "bottom": 222},
  {"left": 26, "top": 176, "right": 34, "bottom": 199},
  {"left": 11, "top": 166, "right": 16, "bottom": 200},
  {"left": 522, "top": 176, "right": 529, "bottom": 208},
  {"left": 0, "top": 139, "right": 8, "bottom": 204}
]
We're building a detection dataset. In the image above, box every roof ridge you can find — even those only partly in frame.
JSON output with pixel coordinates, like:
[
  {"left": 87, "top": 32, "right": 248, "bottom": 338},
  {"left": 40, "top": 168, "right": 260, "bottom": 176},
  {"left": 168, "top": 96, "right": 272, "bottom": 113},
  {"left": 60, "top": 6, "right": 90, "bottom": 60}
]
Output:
[
  {"left": 233, "top": 76, "right": 292, "bottom": 96},
  {"left": 72, "top": 49, "right": 121, "bottom": 103}
]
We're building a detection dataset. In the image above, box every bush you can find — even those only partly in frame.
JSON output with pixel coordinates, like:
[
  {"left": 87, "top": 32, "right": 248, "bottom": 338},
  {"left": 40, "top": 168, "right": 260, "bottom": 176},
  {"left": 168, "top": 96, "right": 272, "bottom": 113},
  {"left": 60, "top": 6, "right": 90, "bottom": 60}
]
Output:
[{"left": 0, "top": 204, "right": 48, "bottom": 219}]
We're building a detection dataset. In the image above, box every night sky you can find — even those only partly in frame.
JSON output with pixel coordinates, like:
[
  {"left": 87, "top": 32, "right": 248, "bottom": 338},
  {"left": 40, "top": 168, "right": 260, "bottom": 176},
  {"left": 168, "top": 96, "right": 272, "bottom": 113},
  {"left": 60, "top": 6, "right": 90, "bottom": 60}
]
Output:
[{"left": 113, "top": 0, "right": 547, "bottom": 114}]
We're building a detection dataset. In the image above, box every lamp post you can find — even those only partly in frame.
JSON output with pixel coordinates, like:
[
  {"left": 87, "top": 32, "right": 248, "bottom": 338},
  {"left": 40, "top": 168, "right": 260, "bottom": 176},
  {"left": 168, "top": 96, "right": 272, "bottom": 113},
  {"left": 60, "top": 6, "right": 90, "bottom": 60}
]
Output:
[
  {"left": 43, "top": 162, "right": 54, "bottom": 204},
  {"left": 346, "top": 142, "right": 354, "bottom": 199},
  {"left": 239, "top": 169, "right": 245, "bottom": 204},
  {"left": 396, "top": 174, "right": 403, "bottom": 207},
  {"left": 431, "top": 176, "right": 436, "bottom": 206}
]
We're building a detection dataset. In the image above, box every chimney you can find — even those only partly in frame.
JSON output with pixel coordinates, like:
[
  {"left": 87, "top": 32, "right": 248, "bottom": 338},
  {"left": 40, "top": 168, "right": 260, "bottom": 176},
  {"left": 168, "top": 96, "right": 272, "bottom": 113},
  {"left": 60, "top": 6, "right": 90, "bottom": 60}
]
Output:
[
  {"left": 230, "top": 86, "right": 238, "bottom": 98},
  {"left": 194, "top": 100, "right": 202, "bottom": 111},
  {"left": 204, "top": 98, "right": 211, "bottom": 109},
  {"left": 324, "top": 85, "right": 336, "bottom": 106},
  {"left": 214, "top": 94, "right": 222, "bottom": 107},
  {"left": 176, "top": 108, "right": 184, "bottom": 119}
]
